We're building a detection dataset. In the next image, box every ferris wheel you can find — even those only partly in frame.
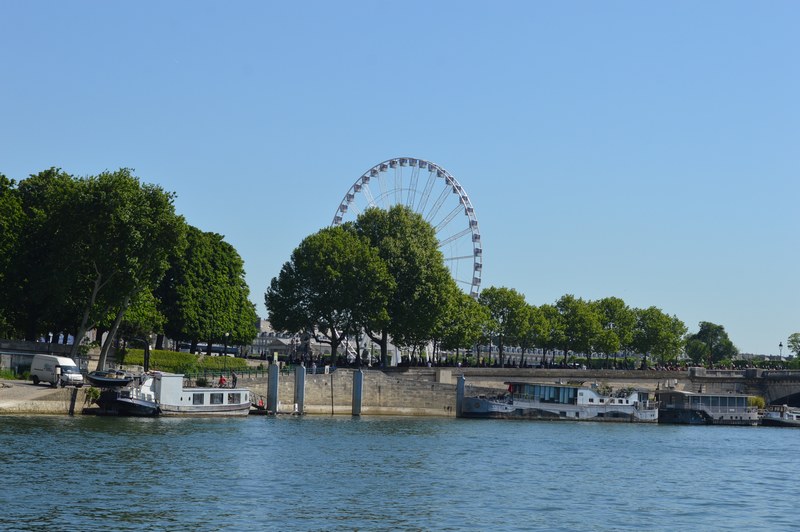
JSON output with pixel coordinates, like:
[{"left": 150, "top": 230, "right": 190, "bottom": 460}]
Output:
[{"left": 332, "top": 157, "right": 482, "bottom": 298}]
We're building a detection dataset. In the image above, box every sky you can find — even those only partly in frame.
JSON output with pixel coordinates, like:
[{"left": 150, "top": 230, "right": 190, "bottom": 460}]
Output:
[{"left": 1, "top": 1, "right": 797, "bottom": 355}]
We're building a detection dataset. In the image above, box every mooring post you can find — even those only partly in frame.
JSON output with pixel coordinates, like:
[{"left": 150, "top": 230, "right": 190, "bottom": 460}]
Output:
[
  {"left": 267, "top": 363, "right": 279, "bottom": 413},
  {"left": 456, "top": 375, "right": 465, "bottom": 418},
  {"left": 352, "top": 369, "right": 364, "bottom": 416},
  {"left": 69, "top": 387, "right": 78, "bottom": 416},
  {"left": 294, "top": 365, "right": 306, "bottom": 415}
]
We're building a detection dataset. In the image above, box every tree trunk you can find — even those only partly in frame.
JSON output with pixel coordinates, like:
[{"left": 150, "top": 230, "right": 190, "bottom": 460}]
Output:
[
  {"left": 97, "top": 295, "right": 131, "bottom": 371},
  {"left": 155, "top": 334, "right": 164, "bottom": 350}
]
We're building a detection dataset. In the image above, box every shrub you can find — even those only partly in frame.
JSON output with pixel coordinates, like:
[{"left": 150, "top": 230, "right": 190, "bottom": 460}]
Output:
[{"left": 120, "top": 349, "right": 248, "bottom": 373}]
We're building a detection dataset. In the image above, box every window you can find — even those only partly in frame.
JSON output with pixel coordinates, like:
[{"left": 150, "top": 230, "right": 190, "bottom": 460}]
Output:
[
  {"left": 228, "top": 393, "right": 241, "bottom": 404},
  {"left": 192, "top": 393, "right": 204, "bottom": 405},
  {"left": 210, "top": 393, "right": 223, "bottom": 405}
]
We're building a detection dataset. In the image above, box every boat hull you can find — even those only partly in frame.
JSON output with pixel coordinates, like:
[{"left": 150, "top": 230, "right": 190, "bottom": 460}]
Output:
[
  {"left": 461, "top": 396, "right": 658, "bottom": 422},
  {"left": 658, "top": 408, "right": 759, "bottom": 426}
]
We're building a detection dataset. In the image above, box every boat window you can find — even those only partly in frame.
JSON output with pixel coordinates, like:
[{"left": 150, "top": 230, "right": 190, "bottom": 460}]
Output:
[
  {"left": 228, "top": 393, "right": 241, "bottom": 404},
  {"left": 210, "top": 393, "right": 223, "bottom": 405},
  {"left": 193, "top": 393, "right": 204, "bottom": 405}
]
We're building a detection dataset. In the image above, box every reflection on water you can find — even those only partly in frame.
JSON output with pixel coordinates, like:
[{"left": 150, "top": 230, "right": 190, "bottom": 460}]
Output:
[{"left": 1, "top": 415, "right": 798, "bottom": 531}]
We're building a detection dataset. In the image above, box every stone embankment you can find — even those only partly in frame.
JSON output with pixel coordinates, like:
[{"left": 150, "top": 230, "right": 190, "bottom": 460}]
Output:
[
  {"left": 1, "top": 368, "right": 693, "bottom": 416},
  {"left": 0, "top": 380, "right": 82, "bottom": 414}
]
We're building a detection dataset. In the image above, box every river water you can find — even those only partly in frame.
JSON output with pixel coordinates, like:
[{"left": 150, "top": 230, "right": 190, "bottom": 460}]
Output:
[{"left": 1, "top": 415, "right": 796, "bottom": 531}]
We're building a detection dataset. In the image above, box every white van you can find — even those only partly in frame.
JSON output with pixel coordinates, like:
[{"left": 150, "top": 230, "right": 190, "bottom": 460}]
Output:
[{"left": 30, "top": 354, "right": 84, "bottom": 387}]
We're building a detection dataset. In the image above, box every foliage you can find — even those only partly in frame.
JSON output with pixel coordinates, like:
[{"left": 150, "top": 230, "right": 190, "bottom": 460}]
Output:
[
  {"left": 479, "top": 286, "right": 529, "bottom": 366},
  {"left": 634, "top": 307, "right": 686, "bottom": 366},
  {"left": 266, "top": 225, "right": 393, "bottom": 361},
  {"left": 437, "top": 289, "right": 491, "bottom": 353},
  {"left": 353, "top": 206, "right": 454, "bottom": 361},
  {"left": 787, "top": 333, "right": 800, "bottom": 357},
  {"left": 158, "top": 226, "right": 258, "bottom": 353},
  {"left": 748, "top": 396, "right": 766, "bottom": 409},
  {"left": 684, "top": 321, "right": 738, "bottom": 364},
  {"left": 120, "top": 348, "right": 248, "bottom": 373},
  {"left": 556, "top": 295, "right": 602, "bottom": 361}
]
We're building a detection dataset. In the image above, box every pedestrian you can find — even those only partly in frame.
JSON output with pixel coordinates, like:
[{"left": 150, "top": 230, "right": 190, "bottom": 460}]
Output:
[
  {"left": 231, "top": 371, "right": 238, "bottom": 388},
  {"left": 218, "top": 374, "right": 227, "bottom": 388}
]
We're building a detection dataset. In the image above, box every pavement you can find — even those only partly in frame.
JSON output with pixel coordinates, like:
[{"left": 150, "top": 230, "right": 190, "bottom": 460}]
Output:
[{"left": 0, "top": 379, "right": 81, "bottom": 414}]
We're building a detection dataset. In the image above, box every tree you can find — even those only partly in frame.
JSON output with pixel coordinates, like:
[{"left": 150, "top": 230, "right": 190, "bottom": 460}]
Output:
[
  {"left": 354, "top": 206, "right": 453, "bottom": 365},
  {"left": 592, "top": 297, "right": 636, "bottom": 367},
  {"left": 519, "top": 304, "right": 550, "bottom": 367},
  {"left": 684, "top": 321, "right": 737, "bottom": 366},
  {"left": 479, "top": 286, "right": 529, "bottom": 367},
  {"left": 539, "top": 303, "right": 565, "bottom": 366},
  {"left": 634, "top": 307, "right": 687, "bottom": 367},
  {"left": 160, "top": 226, "right": 258, "bottom": 356},
  {"left": 788, "top": 333, "right": 800, "bottom": 358},
  {"left": 556, "top": 294, "right": 602, "bottom": 364},
  {"left": 6, "top": 168, "right": 81, "bottom": 341},
  {"left": 265, "top": 226, "right": 393, "bottom": 363},
  {"left": 0, "top": 173, "right": 23, "bottom": 337},
  {"left": 436, "top": 289, "right": 491, "bottom": 361}
]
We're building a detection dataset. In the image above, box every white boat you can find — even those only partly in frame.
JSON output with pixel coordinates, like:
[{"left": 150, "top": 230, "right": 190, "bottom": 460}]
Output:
[
  {"left": 460, "top": 381, "right": 659, "bottom": 422},
  {"left": 98, "top": 372, "right": 252, "bottom": 416},
  {"left": 761, "top": 404, "right": 800, "bottom": 427}
]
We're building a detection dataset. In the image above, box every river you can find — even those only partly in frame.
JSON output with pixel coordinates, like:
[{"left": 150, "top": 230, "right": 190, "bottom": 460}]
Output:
[{"left": 1, "top": 415, "right": 796, "bottom": 531}]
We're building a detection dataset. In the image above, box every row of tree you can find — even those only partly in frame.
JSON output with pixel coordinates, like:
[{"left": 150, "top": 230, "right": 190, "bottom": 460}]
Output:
[
  {"left": 265, "top": 205, "right": 742, "bottom": 367},
  {"left": 0, "top": 168, "right": 258, "bottom": 369}
]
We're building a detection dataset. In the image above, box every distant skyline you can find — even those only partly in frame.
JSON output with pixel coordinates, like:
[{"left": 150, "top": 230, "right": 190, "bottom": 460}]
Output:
[{"left": 2, "top": 1, "right": 797, "bottom": 355}]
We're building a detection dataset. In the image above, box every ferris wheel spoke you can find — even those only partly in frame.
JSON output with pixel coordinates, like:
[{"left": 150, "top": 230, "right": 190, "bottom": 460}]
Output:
[
  {"left": 406, "top": 166, "right": 420, "bottom": 209},
  {"left": 438, "top": 227, "right": 472, "bottom": 247},
  {"left": 394, "top": 166, "right": 403, "bottom": 206},
  {"left": 361, "top": 183, "right": 378, "bottom": 208},
  {"left": 425, "top": 186, "right": 451, "bottom": 224},
  {"left": 434, "top": 205, "right": 464, "bottom": 233},
  {"left": 443, "top": 254, "right": 476, "bottom": 262},
  {"left": 416, "top": 170, "right": 437, "bottom": 214}
]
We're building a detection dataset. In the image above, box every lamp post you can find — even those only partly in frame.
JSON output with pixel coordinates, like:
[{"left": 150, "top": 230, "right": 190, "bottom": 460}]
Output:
[{"left": 224, "top": 332, "right": 230, "bottom": 372}]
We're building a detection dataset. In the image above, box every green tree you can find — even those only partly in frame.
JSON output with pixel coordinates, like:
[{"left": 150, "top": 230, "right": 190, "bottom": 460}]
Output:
[
  {"left": 0, "top": 173, "right": 23, "bottom": 337},
  {"left": 160, "top": 226, "right": 258, "bottom": 356},
  {"left": 788, "top": 333, "right": 800, "bottom": 358},
  {"left": 354, "top": 206, "right": 453, "bottom": 365},
  {"left": 265, "top": 226, "right": 393, "bottom": 363},
  {"left": 6, "top": 168, "right": 81, "bottom": 340},
  {"left": 684, "top": 321, "right": 737, "bottom": 366},
  {"left": 479, "top": 286, "right": 529, "bottom": 367},
  {"left": 634, "top": 307, "right": 687, "bottom": 367},
  {"left": 436, "top": 289, "right": 491, "bottom": 361},
  {"left": 556, "top": 294, "right": 602, "bottom": 364},
  {"left": 519, "top": 304, "right": 551, "bottom": 367},
  {"left": 592, "top": 297, "right": 636, "bottom": 367},
  {"left": 539, "top": 303, "right": 565, "bottom": 365}
]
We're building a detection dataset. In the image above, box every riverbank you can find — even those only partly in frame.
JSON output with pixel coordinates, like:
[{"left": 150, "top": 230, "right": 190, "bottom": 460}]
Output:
[
  {"left": 0, "top": 379, "right": 80, "bottom": 414},
  {"left": 1, "top": 368, "right": 693, "bottom": 416}
]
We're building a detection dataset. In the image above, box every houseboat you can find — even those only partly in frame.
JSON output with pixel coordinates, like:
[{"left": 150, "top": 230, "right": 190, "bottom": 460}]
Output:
[
  {"left": 760, "top": 404, "right": 800, "bottom": 428},
  {"left": 96, "top": 372, "right": 252, "bottom": 416},
  {"left": 655, "top": 390, "right": 759, "bottom": 426},
  {"left": 459, "top": 381, "right": 659, "bottom": 422}
]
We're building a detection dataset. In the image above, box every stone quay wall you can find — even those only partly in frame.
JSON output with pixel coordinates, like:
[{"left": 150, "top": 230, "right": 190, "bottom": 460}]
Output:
[{"left": 253, "top": 368, "right": 469, "bottom": 417}]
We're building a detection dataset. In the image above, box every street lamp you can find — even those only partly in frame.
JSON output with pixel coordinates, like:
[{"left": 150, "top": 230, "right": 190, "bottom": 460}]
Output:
[{"left": 224, "top": 332, "right": 230, "bottom": 372}]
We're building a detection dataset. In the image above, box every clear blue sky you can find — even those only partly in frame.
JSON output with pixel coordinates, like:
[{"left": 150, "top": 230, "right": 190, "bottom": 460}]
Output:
[{"left": 2, "top": 1, "right": 797, "bottom": 355}]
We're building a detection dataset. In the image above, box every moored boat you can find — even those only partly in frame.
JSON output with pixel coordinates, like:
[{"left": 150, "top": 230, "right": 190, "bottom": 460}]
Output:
[
  {"left": 655, "top": 390, "right": 759, "bottom": 426},
  {"left": 760, "top": 404, "right": 800, "bottom": 427},
  {"left": 96, "top": 371, "right": 252, "bottom": 416},
  {"left": 86, "top": 370, "right": 135, "bottom": 388},
  {"left": 459, "top": 381, "right": 659, "bottom": 422}
]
